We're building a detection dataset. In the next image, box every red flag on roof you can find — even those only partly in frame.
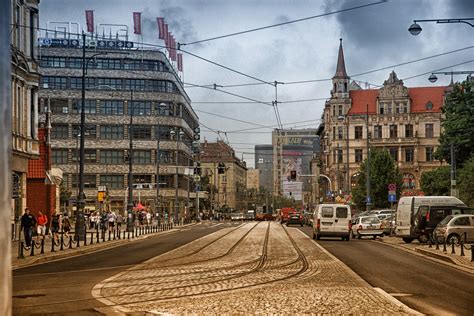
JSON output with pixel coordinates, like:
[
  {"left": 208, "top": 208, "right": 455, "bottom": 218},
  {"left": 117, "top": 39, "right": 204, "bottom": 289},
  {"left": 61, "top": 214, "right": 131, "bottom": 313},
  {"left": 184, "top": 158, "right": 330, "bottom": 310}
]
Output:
[
  {"left": 85, "top": 10, "right": 94, "bottom": 33},
  {"left": 157, "top": 17, "right": 165, "bottom": 39},
  {"left": 133, "top": 12, "right": 142, "bottom": 35},
  {"left": 177, "top": 53, "right": 183, "bottom": 71}
]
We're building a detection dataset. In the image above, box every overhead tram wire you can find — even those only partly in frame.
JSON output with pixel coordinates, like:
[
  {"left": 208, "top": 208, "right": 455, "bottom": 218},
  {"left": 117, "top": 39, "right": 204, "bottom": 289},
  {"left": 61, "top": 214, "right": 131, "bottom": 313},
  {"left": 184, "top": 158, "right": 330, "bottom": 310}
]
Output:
[
  {"left": 196, "top": 110, "right": 269, "bottom": 128},
  {"left": 401, "top": 59, "right": 474, "bottom": 81},
  {"left": 180, "top": 1, "right": 387, "bottom": 46}
]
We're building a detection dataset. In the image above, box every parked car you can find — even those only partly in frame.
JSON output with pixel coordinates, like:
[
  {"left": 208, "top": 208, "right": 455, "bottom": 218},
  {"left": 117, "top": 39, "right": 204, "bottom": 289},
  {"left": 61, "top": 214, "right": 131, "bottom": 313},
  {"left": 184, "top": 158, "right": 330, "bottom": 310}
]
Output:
[
  {"left": 280, "top": 207, "right": 297, "bottom": 224},
  {"left": 287, "top": 212, "right": 304, "bottom": 227},
  {"left": 351, "top": 215, "right": 384, "bottom": 239},
  {"left": 377, "top": 213, "right": 396, "bottom": 235},
  {"left": 312, "top": 204, "right": 351, "bottom": 241},
  {"left": 244, "top": 210, "right": 255, "bottom": 221},
  {"left": 434, "top": 214, "right": 474, "bottom": 244},
  {"left": 230, "top": 212, "right": 244, "bottom": 221}
]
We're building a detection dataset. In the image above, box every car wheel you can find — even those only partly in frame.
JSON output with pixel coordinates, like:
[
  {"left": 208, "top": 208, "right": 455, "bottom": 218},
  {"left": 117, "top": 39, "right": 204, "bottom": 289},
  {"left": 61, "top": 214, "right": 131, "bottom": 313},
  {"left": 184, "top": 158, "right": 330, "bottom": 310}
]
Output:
[
  {"left": 372, "top": 235, "right": 377, "bottom": 240},
  {"left": 316, "top": 233, "right": 321, "bottom": 240},
  {"left": 418, "top": 234, "right": 429, "bottom": 244},
  {"left": 357, "top": 234, "right": 361, "bottom": 240},
  {"left": 402, "top": 237, "right": 414, "bottom": 244},
  {"left": 312, "top": 231, "right": 316, "bottom": 240},
  {"left": 447, "top": 233, "right": 461, "bottom": 245}
]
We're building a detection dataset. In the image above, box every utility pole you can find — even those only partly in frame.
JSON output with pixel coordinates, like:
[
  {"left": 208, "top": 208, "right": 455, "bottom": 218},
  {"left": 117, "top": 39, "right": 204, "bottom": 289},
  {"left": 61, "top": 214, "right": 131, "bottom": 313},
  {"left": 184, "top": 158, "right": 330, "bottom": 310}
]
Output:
[
  {"left": 450, "top": 142, "right": 458, "bottom": 197},
  {"left": 366, "top": 103, "right": 372, "bottom": 211},
  {"left": 127, "top": 90, "right": 134, "bottom": 232},
  {"left": 0, "top": 0, "right": 12, "bottom": 312}
]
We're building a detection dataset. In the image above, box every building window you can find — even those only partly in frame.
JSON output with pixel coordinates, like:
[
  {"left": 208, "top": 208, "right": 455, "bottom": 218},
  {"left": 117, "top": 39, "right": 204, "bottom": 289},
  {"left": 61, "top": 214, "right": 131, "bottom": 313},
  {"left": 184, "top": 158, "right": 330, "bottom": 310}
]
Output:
[
  {"left": 338, "top": 105, "right": 343, "bottom": 116},
  {"left": 426, "top": 101, "right": 433, "bottom": 110},
  {"left": 68, "top": 58, "right": 83, "bottom": 69},
  {"left": 52, "top": 149, "right": 68, "bottom": 164},
  {"left": 337, "top": 148, "right": 343, "bottom": 163},
  {"left": 425, "top": 123, "right": 434, "bottom": 138},
  {"left": 389, "top": 125, "right": 398, "bottom": 138},
  {"left": 100, "top": 100, "right": 124, "bottom": 115},
  {"left": 379, "top": 103, "right": 384, "bottom": 115},
  {"left": 100, "top": 175, "right": 124, "bottom": 189},
  {"left": 72, "top": 174, "right": 97, "bottom": 188},
  {"left": 395, "top": 103, "right": 400, "bottom": 114},
  {"left": 403, "top": 103, "right": 408, "bottom": 113},
  {"left": 405, "top": 124, "right": 413, "bottom": 138},
  {"left": 41, "top": 76, "right": 67, "bottom": 89},
  {"left": 133, "top": 174, "right": 152, "bottom": 183},
  {"left": 355, "top": 149, "right": 363, "bottom": 163},
  {"left": 373, "top": 125, "right": 382, "bottom": 139},
  {"left": 72, "top": 149, "right": 96, "bottom": 163},
  {"left": 133, "top": 150, "right": 151, "bottom": 164},
  {"left": 387, "top": 103, "right": 392, "bottom": 114},
  {"left": 354, "top": 126, "right": 363, "bottom": 139},
  {"left": 14, "top": 3, "right": 21, "bottom": 48},
  {"left": 72, "top": 100, "right": 96, "bottom": 114},
  {"left": 69, "top": 77, "right": 96, "bottom": 90},
  {"left": 100, "top": 150, "right": 124, "bottom": 164},
  {"left": 132, "top": 125, "right": 151, "bottom": 140},
  {"left": 51, "top": 124, "right": 68, "bottom": 139},
  {"left": 159, "top": 150, "right": 173, "bottom": 164},
  {"left": 405, "top": 147, "right": 414, "bottom": 162},
  {"left": 332, "top": 127, "right": 336, "bottom": 140},
  {"left": 332, "top": 106, "right": 336, "bottom": 117},
  {"left": 50, "top": 99, "right": 69, "bottom": 114},
  {"left": 155, "top": 102, "right": 174, "bottom": 116},
  {"left": 337, "top": 126, "right": 343, "bottom": 139},
  {"left": 72, "top": 124, "right": 96, "bottom": 139},
  {"left": 125, "top": 79, "right": 146, "bottom": 91},
  {"left": 426, "top": 147, "right": 434, "bottom": 162},
  {"left": 389, "top": 147, "right": 398, "bottom": 161},
  {"left": 100, "top": 125, "right": 123, "bottom": 140},
  {"left": 128, "top": 101, "right": 152, "bottom": 116},
  {"left": 97, "top": 78, "right": 123, "bottom": 90},
  {"left": 94, "top": 58, "right": 121, "bottom": 70},
  {"left": 40, "top": 56, "right": 66, "bottom": 68}
]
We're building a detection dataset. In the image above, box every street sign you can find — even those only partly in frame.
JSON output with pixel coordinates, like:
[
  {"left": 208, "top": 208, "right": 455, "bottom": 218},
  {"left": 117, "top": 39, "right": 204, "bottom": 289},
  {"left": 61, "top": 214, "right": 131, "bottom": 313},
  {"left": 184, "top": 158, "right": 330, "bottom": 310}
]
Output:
[
  {"left": 194, "top": 175, "right": 201, "bottom": 182},
  {"left": 98, "top": 185, "right": 107, "bottom": 192},
  {"left": 388, "top": 183, "right": 396, "bottom": 191},
  {"left": 388, "top": 194, "right": 397, "bottom": 203},
  {"left": 366, "top": 196, "right": 372, "bottom": 204}
]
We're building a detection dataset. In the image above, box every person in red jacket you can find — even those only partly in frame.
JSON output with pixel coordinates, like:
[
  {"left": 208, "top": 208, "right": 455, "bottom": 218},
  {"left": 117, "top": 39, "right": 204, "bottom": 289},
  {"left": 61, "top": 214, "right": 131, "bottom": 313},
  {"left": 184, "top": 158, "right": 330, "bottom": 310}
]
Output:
[{"left": 36, "top": 211, "right": 48, "bottom": 241}]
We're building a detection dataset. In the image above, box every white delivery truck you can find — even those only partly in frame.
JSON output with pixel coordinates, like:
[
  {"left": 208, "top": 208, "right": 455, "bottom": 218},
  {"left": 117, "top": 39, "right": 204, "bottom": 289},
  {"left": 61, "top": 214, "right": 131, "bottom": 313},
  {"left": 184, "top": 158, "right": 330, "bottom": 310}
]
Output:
[
  {"left": 312, "top": 203, "right": 352, "bottom": 241},
  {"left": 395, "top": 196, "right": 466, "bottom": 243}
]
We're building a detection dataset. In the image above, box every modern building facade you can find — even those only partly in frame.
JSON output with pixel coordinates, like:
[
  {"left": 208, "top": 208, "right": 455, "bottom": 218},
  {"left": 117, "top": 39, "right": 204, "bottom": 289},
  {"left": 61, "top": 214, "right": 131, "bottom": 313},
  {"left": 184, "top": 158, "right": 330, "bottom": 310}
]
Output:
[
  {"left": 11, "top": 0, "right": 40, "bottom": 237},
  {"left": 254, "top": 144, "right": 273, "bottom": 192},
  {"left": 38, "top": 28, "right": 198, "bottom": 218},
  {"left": 321, "top": 40, "right": 446, "bottom": 196},
  {"left": 272, "top": 129, "right": 320, "bottom": 204},
  {"left": 200, "top": 140, "right": 247, "bottom": 212},
  {"left": 246, "top": 168, "right": 259, "bottom": 191}
]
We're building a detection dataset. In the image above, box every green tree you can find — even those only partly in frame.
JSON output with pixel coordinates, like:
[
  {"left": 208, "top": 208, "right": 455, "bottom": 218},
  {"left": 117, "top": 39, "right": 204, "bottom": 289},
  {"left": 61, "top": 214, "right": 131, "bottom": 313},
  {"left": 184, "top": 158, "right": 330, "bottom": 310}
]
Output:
[
  {"left": 352, "top": 149, "right": 402, "bottom": 210},
  {"left": 420, "top": 166, "right": 450, "bottom": 196},
  {"left": 59, "top": 182, "right": 71, "bottom": 206},
  {"left": 436, "top": 79, "right": 474, "bottom": 167},
  {"left": 458, "top": 156, "right": 474, "bottom": 207}
]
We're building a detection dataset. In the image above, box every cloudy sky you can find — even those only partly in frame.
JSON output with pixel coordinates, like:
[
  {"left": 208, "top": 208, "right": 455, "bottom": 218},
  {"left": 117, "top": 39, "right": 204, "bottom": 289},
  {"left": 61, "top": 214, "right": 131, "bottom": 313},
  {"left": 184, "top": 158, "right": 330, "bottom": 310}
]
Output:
[{"left": 38, "top": 0, "right": 474, "bottom": 168}]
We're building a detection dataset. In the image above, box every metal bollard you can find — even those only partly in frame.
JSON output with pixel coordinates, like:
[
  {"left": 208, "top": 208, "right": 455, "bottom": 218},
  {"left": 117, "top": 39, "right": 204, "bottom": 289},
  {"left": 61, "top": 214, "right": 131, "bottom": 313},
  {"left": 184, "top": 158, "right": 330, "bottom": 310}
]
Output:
[
  {"left": 40, "top": 239, "right": 45, "bottom": 254},
  {"left": 96, "top": 227, "right": 99, "bottom": 243},
  {"left": 51, "top": 237, "right": 55, "bottom": 252},
  {"left": 443, "top": 239, "right": 447, "bottom": 252},
  {"left": 451, "top": 239, "right": 456, "bottom": 254},
  {"left": 127, "top": 231, "right": 130, "bottom": 239},
  {"left": 76, "top": 234, "right": 80, "bottom": 248},
  {"left": 90, "top": 231, "right": 94, "bottom": 245},
  {"left": 18, "top": 241, "right": 24, "bottom": 259},
  {"left": 69, "top": 236, "right": 73, "bottom": 249},
  {"left": 84, "top": 232, "right": 87, "bottom": 246},
  {"left": 428, "top": 238, "right": 432, "bottom": 248},
  {"left": 113, "top": 228, "right": 116, "bottom": 240},
  {"left": 435, "top": 236, "right": 439, "bottom": 250},
  {"left": 460, "top": 240, "right": 465, "bottom": 256},
  {"left": 471, "top": 246, "right": 474, "bottom": 262},
  {"left": 30, "top": 241, "right": 35, "bottom": 256},
  {"left": 60, "top": 232, "right": 64, "bottom": 251},
  {"left": 108, "top": 230, "right": 111, "bottom": 241}
]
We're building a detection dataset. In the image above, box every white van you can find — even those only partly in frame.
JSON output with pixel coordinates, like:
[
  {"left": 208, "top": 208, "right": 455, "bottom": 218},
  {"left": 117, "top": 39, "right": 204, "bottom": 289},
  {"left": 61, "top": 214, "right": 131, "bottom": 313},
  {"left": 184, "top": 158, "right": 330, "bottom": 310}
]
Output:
[
  {"left": 395, "top": 196, "right": 466, "bottom": 243},
  {"left": 312, "top": 204, "right": 352, "bottom": 241}
]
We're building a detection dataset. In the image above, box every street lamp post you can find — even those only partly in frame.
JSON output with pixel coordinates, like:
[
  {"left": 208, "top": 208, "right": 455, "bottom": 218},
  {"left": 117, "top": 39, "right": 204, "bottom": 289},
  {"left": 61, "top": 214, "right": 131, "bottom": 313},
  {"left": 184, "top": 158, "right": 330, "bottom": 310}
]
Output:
[
  {"left": 76, "top": 32, "right": 107, "bottom": 241},
  {"left": 170, "top": 128, "right": 184, "bottom": 224},
  {"left": 409, "top": 18, "right": 474, "bottom": 35},
  {"left": 366, "top": 103, "right": 372, "bottom": 212},
  {"left": 127, "top": 90, "right": 134, "bottom": 232}
]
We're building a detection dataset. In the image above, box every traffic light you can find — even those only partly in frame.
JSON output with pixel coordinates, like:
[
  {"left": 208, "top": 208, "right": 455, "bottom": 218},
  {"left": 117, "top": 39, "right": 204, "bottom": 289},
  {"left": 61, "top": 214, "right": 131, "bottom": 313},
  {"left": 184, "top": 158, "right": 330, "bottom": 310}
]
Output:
[
  {"left": 194, "top": 161, "right": 201, "bottom": 175},
  {"left": 290, "top": 170, "right": 297, "bottom": 181},
  {"left": 193, "top": 127, "right": 200, "bottom": 141}
]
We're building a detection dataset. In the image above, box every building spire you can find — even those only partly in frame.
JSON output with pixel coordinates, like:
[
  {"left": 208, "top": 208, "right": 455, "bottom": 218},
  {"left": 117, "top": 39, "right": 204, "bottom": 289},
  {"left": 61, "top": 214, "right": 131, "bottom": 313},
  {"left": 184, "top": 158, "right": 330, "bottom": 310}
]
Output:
[{"left": 334, "top": 38, "right": 349, "bottom": 79}]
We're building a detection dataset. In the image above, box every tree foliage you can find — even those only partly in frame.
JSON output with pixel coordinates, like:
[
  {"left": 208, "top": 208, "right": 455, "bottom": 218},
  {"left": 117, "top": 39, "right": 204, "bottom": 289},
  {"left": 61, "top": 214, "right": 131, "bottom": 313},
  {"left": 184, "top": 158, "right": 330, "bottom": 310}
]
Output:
[
  {"left": 458, "top": 157, "right": 474, "bottom": 207},
  {"left": 436, "top": 79, "right": 474, "bottom": 167},
  {"left": 420, "top": 166, "right": 450, "bottom": 196},
  {"left": 352, "top": 149, "right": 402, "bottom": 210}
]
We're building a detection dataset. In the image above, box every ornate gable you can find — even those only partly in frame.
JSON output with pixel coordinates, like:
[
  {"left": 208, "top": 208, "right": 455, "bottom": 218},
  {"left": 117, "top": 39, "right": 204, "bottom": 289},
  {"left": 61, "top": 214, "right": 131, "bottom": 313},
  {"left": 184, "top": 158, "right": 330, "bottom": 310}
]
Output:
[{"left": 378, "top": 71, "right": 409, "bottom": 99}]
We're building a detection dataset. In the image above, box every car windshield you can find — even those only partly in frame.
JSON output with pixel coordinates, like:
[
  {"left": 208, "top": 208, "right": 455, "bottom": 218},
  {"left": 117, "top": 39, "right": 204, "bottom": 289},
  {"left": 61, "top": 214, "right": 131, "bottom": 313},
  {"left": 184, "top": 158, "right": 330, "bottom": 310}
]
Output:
[
  {"left": 439, "top": 215, "right": 454, "bottom": 226},
  {"left": 361, "top": 216, "right": 380, "bottom": 224}
]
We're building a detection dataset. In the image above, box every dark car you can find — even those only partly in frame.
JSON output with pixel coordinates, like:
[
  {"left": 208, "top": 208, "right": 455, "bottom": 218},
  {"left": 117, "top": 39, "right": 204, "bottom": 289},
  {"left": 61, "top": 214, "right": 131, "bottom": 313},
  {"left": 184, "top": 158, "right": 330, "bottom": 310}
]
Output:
[
  {"left": 414, "top": 205, "right": 474, "bottom": 243},
  {"left": 286, "top": 212, "right": 304, "bottom": 227}
]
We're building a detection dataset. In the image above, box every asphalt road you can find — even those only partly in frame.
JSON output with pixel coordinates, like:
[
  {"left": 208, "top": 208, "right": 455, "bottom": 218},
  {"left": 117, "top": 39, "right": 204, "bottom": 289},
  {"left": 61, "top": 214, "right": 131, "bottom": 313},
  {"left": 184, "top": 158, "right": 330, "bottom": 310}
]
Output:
[
  {"left": 298, "top": 225, "right": 474, "bottom": 315},
  {"left": 13, "top": 221, "right": 238, "bottom": 315}
]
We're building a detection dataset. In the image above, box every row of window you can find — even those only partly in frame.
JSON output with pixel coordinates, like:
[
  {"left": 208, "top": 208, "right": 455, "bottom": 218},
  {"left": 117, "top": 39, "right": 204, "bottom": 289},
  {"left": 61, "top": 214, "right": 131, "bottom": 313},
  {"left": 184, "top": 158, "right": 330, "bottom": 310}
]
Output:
[
  {"left": 40, "top": 56, "right": 171, "bottom": 72},
  {"left": 332, "top": 123, "right": 434, "bottom": 140},
  {"left": 51, "top": 124, "right": 192, "bottom": 144},
  {"left": 41, "top": 76, "right": 179, "bottom": 93},
  {"left": 52, "top": 149, "right": 191, "bottom": 166},
  {"left": 332, "top": 103, "right": 410, "bottom": 117},
  {"left": 333, "top": 146, "right": 435, "bottom": 164},
  {"left": 68, "top": 174, "right": 189, "bottom": 190}
]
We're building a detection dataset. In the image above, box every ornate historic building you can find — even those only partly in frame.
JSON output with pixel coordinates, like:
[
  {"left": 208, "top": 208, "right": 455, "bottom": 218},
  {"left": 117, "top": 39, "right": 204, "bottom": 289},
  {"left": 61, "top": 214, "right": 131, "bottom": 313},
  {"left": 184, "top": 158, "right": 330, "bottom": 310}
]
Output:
[
  {"left": 321, "top": 40, "right": 447, "bottom": 196},
  {"left": 38, "top": 27, "right": 198, "bottom": 217},
  {"left": 11, "top": 0, "right": 40, "bottom": 238},
  {"left": 200, "top": 140, "right": 247, "bottom": 212}
]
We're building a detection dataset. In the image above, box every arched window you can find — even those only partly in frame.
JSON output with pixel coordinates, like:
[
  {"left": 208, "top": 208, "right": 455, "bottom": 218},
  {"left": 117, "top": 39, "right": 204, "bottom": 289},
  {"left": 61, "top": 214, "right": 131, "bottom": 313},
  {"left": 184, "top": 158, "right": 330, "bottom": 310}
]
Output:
[{"left": 425, "top": 101, "right": 433, "bottom": 110}]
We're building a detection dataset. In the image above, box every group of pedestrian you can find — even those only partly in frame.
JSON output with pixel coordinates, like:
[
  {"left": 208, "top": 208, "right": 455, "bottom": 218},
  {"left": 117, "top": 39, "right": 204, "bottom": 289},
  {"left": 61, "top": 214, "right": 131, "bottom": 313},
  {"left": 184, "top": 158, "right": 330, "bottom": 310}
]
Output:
[{"left": 20, "top": 208, "right": 71, "bottom": 249}]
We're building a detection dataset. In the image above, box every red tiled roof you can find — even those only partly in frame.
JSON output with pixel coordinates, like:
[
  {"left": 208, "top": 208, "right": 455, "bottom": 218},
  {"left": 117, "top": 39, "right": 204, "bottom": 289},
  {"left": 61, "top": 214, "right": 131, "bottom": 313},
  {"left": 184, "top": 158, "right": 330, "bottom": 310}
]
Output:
[
  {"left": 28, "top": 129, "right": 47, "bottom": 179},
  {"left": 348, "top": 86, "right": 446, "bottom": 115}
]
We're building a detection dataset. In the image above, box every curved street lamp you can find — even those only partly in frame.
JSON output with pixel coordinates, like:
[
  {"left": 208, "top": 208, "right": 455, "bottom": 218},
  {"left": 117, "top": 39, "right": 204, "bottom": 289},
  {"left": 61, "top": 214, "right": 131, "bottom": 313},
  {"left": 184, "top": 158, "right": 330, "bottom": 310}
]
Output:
[
  {"left": 427, "top": 71, "right": 474, "bottom": 83},
  {"left": 409, "top": 18, "right": 474, "bottom": 35}
]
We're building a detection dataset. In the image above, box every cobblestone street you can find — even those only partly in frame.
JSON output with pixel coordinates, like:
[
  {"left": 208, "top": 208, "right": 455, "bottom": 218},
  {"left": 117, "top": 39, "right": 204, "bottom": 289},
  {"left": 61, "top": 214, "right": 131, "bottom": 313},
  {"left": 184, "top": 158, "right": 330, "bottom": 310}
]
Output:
[{"left": 93, "top": 222, "right": 416, "bottom": 314}]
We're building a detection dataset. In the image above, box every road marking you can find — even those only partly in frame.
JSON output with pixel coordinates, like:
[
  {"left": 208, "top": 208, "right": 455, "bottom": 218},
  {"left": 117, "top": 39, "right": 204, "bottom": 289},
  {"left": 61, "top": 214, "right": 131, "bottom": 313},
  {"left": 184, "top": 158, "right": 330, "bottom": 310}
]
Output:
[
  {"left": 373, "top": 288, "right": 424, "bottom": 316},
  {"left": 388, "top": 293, "right": 414, "bottom": 297}
]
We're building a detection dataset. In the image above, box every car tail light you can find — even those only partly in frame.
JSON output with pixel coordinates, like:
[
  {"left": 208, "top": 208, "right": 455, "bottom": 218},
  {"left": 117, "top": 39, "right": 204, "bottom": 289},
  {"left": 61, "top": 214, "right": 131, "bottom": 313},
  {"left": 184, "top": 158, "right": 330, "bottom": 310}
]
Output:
[
  {"left": 426, "top": 211, "right": 430, "bottom": 222},
  {"left": 348, "top": 220, "right": 352, "bottom": 229},
  {"left": 380, "top": 224, "right": 384, "bottom": 229},
  {"left": 317, "top": 219, "right": 320, "bottom": 229}
]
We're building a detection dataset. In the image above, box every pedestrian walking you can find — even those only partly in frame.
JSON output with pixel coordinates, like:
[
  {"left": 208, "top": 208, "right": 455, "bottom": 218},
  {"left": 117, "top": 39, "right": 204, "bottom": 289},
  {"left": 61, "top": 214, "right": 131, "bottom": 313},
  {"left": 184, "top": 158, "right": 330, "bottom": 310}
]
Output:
[
  {"left": 116, "top": 213, "right": 123, "bottom": 230},
  {"left": 107, "top": 210, "right": 116, "bottom": 232},
  {"left": 50, "top": 210, "right": 61, "bottom": 243},
  {"left": 36, "top": 211, "right": 48, "bottom": 242},
  {"left": 20, "top": 208, "right": 35, "bottom": 248},
  {"left": 62, "top": 214, "right": 71, "bottom": 238}
]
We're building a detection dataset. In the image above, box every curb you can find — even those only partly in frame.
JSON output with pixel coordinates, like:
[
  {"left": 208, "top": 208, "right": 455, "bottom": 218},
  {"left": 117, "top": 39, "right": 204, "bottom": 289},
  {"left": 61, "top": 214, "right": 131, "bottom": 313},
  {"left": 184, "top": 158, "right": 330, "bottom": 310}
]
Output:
[
  {"left": 13, "top": 223, "right": 199, "bottom": 270},
  {"left": 374, "top": 239, "right": 474, "bottom": 275}
]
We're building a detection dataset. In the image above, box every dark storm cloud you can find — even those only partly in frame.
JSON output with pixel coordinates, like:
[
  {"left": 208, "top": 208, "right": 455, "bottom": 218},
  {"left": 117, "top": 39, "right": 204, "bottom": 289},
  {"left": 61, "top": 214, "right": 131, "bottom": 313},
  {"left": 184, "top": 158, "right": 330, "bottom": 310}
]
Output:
[{"left": 447, "top": 0, "right": 474, "bottom": 16}]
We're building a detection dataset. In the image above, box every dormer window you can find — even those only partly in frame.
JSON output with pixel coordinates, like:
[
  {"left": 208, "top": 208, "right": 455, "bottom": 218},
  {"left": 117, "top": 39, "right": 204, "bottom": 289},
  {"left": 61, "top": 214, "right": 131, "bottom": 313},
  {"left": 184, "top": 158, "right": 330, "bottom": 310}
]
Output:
[{"left": 426, "top": 101, "right": 433, "bottom": 110}]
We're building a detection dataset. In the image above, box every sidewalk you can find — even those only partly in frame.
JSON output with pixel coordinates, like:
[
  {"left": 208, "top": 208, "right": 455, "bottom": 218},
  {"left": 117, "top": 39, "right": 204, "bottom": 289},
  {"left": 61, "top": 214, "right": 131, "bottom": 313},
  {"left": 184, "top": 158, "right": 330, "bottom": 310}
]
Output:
[
  {"left": 378, "top": 236, "right": 474, "bottom": 273},
  {"left": 12, "top": 222, "right": 194, "bottom": 270}
]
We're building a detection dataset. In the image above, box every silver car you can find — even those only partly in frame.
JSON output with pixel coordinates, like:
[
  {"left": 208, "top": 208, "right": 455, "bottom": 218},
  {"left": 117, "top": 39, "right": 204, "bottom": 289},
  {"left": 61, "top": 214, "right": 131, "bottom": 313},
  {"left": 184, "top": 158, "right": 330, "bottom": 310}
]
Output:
[
  {"left": 434, "top": 214, "right": 474, "bottom": 244},
  {"left": 351, "top": 215, "right": 384, "bottom": 239}
]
